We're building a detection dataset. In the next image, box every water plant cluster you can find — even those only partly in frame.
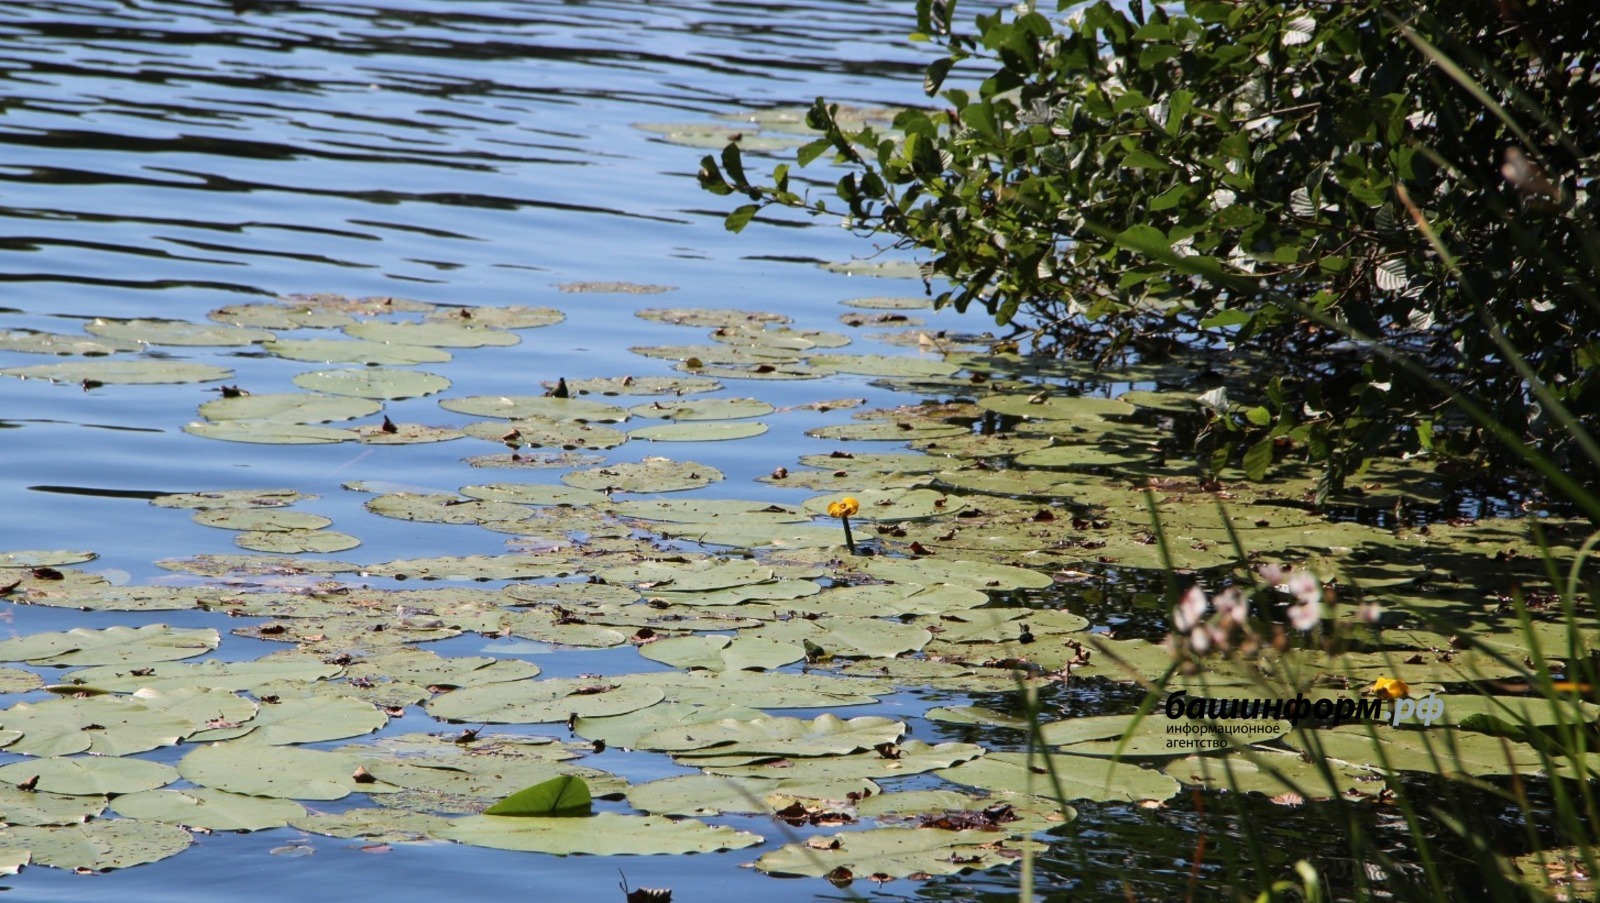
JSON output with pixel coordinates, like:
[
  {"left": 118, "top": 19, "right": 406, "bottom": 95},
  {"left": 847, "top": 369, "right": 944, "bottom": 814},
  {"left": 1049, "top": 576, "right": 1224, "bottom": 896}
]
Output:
[{"left": 1, "top": 289, "right": 1594, "bottom": 898}]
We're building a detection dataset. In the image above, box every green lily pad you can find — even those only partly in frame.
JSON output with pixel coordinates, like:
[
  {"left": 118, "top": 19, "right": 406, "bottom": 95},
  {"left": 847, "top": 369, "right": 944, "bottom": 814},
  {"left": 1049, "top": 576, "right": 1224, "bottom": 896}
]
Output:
[
  {"left": 440, "top": 810, "right": 762, "bottom": 855},
  {"left": 84, "top": 318, "right": 274, "bottom": 347},
  {"left": 637, "top": 635, "right": 804, "bottom": 672},
  {"left": 744, "top": 617, "right": 931, "bottom": 659},
  {"left": 628, "top": 398, "right": 775, "bottom": 421},
  {"left": 938, "top": 752, "right": 1181, "bottom": 802},
  {"left": 801, "top": 488, "right": 965, "bottom": 521},
  {"left": 818, "top": 259, "right": 924, "bottom": 278},
  {"left": 201, "top": 695, "right": 387, "bottom": 745},
  {"left": 638, "top": 713, "right": 904, "bottom": 758},
  {"left": 111, "top": 789, "right": 306, "bottom": 832},
  {"left": 1163, "top": 750, "right": 1387, "bottom": 800},
  {"left": 1283, "top": 723, "right": 1547, "bottom": 776},
  {"left": 562, "top": 460, "right": 722, "bottom": 493},
  {"left": 841, "top": 296, "right": 934, "bottom": 310},
  {"left": 365, "top": 492, "right": 533, "bottom": 526},
  {"left": 2, "top": 360, "right": 233, "bottom": 385},
  {"left": 177, "top": 744, "right": 394, "bottom": 801},
  {"left": 424, "top": 305, "right": 564, "bottom": 329},
  {"left": 461, "top": 418, "right": 629, "bottom": 450},
  {"left": 354, "top": 422, "right": 465, "bottom": 444},
  {"left": 626, "top": 773, "right": 876, "bottom": 817},
  {"left": 609, "top": 498, "right": 808, "bottom": 525},
  {"left": 425, "top": 677, "right": 665, "bottom": 724},
  {"left": 292, "top": 368, "right": 451, "bottom": 399},
  {"left": 208, "top": 302, "right": 355, "bottom": 330},
  {"left": 565, "top": 375, "right": 722, "bottom": 396},
  {"left": 0, "top": 550, "right": 98, "bottom": 568},
  {"left": 264, "top": 339, "right": 453, "bottom": 365},
  {"left": 978, "top": 393, "right": 1139, "bottom": 420},
  {"left": 483, "top": 774, "right": 591, "bottom": 816},
  {"left": 701, "top": 740, "right": 984, "bottom": 781},
  {"left": 344, "top": 321, "right": 519, "bottom": 348},
  {"left": 184, "top": 421, "right": 355, "bottom": 444},
  {"left": 0, "top": 625, "right": 220, "bottom": 667},
  {"left": 199, "top": 393, "right": 382, "bottom": 424},
  {"left": 150, "top": 489, "right": 314, "bottom": 510},
  {"left": 0, "top": 820, "right": 193, "bottom": 871},
  {"left": 441, "top": 396, "right": 630, "bottom": 422},
  {"left": 573, "top": 703, "right": 767, "bottom": 749},
  {"left": 808, "top": 354, "right": 960, "bottom": 378},
  {"left": 0, "top": 785, "right": 107, "bottom": 827},
  {"left": 62, "top": 658, "right": 344, "bottom": 694},
  {"left": 0, "top": 329, "right": 140, "bottom": 356},
  {"left": 193, "top": 508, "right": 333, "bottom": 532},
  {"left": 630, "top": 421, "right": 768, "bottom": 442},
  {"left": 807, "top": 419, "right": 969, "bottom": 441},
  {"left": 636, "top": 307, "right": 791, "bottom": 329},
  {"left": 290, "top": 808, "right": 453, "bottom": 844},
  {"left": 859, "top": 557, "right": 1053, "bottom": 591},
  {"left": 0, "top": 757, "right": 179, "bottom": 795},
  {"left": 633, "top": 669, "right": 885, "bottom": 710},
  {"left": 0, "top": 668, "right": 42, "bottom": 693},
  {"left": 755, "top": 826, "right": 1042, "bottom": 879},
  {"left": 235, "top": 529, "right": 361, "bottom": 554},
  {"left": 0, "top": 691, "right": 225, "bottom": 757}
]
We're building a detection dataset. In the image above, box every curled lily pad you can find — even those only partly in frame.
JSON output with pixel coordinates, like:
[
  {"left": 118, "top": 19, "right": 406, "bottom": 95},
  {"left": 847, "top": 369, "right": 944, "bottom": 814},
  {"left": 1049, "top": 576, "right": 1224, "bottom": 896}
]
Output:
[
  {"left": 84, "top": 318, "right": 273, "bottom": 347},
  {"left": 292, "top": 368, "right": 451, "bottom": 399},
  {"left": 562, "top": 459, "right": 723, "bottom": 493},
  {"left": 184, "top": 421, "right": 354, "bottom": 445},
  {"left": 264, "top": 339, "right": 452, "bottom": 365},
  {"left": 0, "top": 820, "right": 193, "bottom": 871},
  {"left": 2, "top": 360, "right": 233, "bottom": 385},
  {"left": 440, "top": 811, "right": 761, "bottom": 855},
  {"left": 111, "top": 789, "right": 305, "bottom": 832},
  {"left": 344, "top": 321, "right": 519, "bottom": 348}
]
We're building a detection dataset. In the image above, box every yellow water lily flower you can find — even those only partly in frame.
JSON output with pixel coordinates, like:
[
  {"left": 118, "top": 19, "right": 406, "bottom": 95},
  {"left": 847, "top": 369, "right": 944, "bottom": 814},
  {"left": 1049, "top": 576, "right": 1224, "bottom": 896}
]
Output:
[
  {"left": 827, "top": 497, "right": 859, "bottom": 519},
  {"left": 1369, "top": 676, "right": 1410, "bottom": 699}
]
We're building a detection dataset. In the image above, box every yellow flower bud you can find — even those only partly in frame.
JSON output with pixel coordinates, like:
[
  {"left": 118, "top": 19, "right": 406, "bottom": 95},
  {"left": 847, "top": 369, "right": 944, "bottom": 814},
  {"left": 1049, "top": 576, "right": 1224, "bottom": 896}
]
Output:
[{"left": 1369, "top": 676, "right": 1409, "bottom": 699}]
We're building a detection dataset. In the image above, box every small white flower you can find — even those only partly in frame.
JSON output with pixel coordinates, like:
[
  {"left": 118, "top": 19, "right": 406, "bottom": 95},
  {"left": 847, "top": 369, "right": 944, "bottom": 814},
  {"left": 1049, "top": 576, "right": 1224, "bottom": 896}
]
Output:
[
  {"left": 1287, "top": 572, "right": 1321, "bottom": 607},
  {"left": 1213, "top": 588, "right": 1248, "bottom": 626},
  {"left": 1358, "top": 601, "right": 1383, "bottom": 624},
  {"left": 1173, "top": 586, "right": 1209, "bottom": 634},
  {"left": 1286, "top": 597, "right": 1322, "bottom": 631}
]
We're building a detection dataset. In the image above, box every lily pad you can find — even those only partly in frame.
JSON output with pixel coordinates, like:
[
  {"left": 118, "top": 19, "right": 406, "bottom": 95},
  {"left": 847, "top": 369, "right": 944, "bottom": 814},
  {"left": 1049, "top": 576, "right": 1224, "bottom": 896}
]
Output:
[
  {"left": 0, "top": 756, "right": 178, "bottom": 796},
  {"left": 626, "top": 773, "right": 876, "bottom": 817},
  {"left": 235, "top": 529, "right": 361, "bottom": 554},
  {"left": 208, "top": 302, "right": 355, "bottom": 330},
  {"left": 264, "top": 339, "right": 452, "bottom": 365},
  {"left": 638, "top": 635, "right": 804, "bottom": 672},
  {"left": 638, "top": 713, "right": 905, "bottom": 758},
  {"left": 0, "top": 785, "right": 107, "bottom": 827},
  {"left": 0, "top": 329, "right": 140, "bottom": 356},
  {"left": 562, "top": 459, "right": 723, "bottom": 493},
  {"left": 628, "top": 398, "right": 775, "bottom": 421},
  {"left": 184, "top": 421, "right": 355, "bottom": 445},
  {"left": 2, "top": 360, "right": 233, "bottom": 385},
  {"left": 344, "top": 321, "right": 519, "bottom": 348},
  {"left": 63, "top": 658, "right": 343, "bottom": 695},
  {"left": 461, "top": 418, "right": 629, "bottom": 450},
  {"left": 199, "top": 393, "right": 381, "bottom": 424},
  {"left": 193, "top": 508, "right": 333, "bottom": 532},
  {"left": 111, "top": 789, "right": 305, "bottom": 832},
  {"left": 424, "top": 305, "right": 564, "bottom": 329},
  {"left": 440, "top": 811, "right": 761, "bottom": 855},
  {"left": 0, "top": 820, "right": 193, "bottom": 871},
  {"left": 441, "top": 396, "right": 629, "bottom": 422},
  {"left": 755, "top": 826, "right": 1042, "bottom": 879},
  {"left": 938, "top": 752, "right": 1181, "bottom": 803},
  {"left": 702, "top": 740, "right": 984, "bottom": 781},
  {"left": 425, "top": 678, "right": 665, "bottom": 724},
  {"left": 0, "top": 550, "right": 98, "bottom": 568},
  {"left": 84, "top": 318, "right": 273, "bottom": 347},
  {"left": 630, "top": 421, "right": 768, "bottom": 442},
  {"left": 203, "top": 695, "right": 387, "bottom": 746},
  {"left": 808, "top": 354, "right": 960, "bottom": 378},
  {"left": 1163, "top": 750, "right": 1387, "bottom": 800},
  {"left": 636, "top": 307, "right": 791, "bottom": 329},
  {"left": 565, "top": 375, "right": 722, "bottom": 396},
  {"left": 178, "top": 744, "right": 394, "bottom": 801},
  {"left": 978, "top": 393, "right": 1139, "bottom": 420},
  {"left": 0, "top": 625, "right": 219, "bottom": 667},
  {"left": 801, "top": 488, "right": 965, "bottom": 521},
  {"left": 573, "top": 703, "right": 767, "bottom": 750},
  {"left": 292, "top": 368, "right": 451, "bottom": 399},
  {"left": 150, "top": 489, "right": 313, "bottom": 510},
  {"left": 483, "top": 774, "right": 591, "bottom": 816}
]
